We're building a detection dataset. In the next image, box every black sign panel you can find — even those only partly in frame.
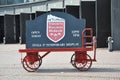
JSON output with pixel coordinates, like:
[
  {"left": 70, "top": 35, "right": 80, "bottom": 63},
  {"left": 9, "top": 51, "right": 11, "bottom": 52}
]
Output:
[{"left": 26, "top": 12, "right": 85, "bottom": 48}]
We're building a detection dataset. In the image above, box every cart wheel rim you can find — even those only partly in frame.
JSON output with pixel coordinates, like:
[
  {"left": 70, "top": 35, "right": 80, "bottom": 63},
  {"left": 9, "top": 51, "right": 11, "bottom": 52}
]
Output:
[
  {"left": 22, "top": 58, "right": 36, "bottom": 72},
  {"left": 22, "top": 55, "right": 42, "bottom": 72},
  {"left": 26, "top": 55, "right": 42, "bottom": 70},
  {"left": 71, "top": 53, "right": 92, "bottom": 71},
  {"left": 70, "top": 54, "right": 76, "bottom": 68}
]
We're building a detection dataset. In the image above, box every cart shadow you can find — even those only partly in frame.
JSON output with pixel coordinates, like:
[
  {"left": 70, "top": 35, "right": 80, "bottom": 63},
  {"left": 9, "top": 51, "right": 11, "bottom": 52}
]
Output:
[
  {"left": 90, "top": 68, "right": 120, "bottom": 72},
  {"left": 36, "top": 68, "right": 120, "bottom": 73},
  {"left": 36, "top": 68, "right": 79, "bottom": 73}
]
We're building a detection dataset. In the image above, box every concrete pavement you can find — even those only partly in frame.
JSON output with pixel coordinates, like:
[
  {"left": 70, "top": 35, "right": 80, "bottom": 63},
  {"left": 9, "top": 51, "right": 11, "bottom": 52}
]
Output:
[{"left": 0, "top": 44, "right": 120, "bottom": 80}]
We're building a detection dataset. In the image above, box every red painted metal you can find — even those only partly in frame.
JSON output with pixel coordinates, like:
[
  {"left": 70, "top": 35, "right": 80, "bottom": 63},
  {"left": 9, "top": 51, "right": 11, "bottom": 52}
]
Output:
[
  {"left": 19, "top": 48, "right": 93, "bottom": 53},
  {"left": 81, "top": 28, "right": 97, "bottom": 61},
  {"left": 75, "top": 51, "right": 87, "bottom": 63},
  {"left": 22, "top": 54, "right": 42, "bottom": 72},
  {"left": 19, "top": 28, "right": 97, "bottom": 72},
  {"left": 71, "top": 52, "right": 92, "bottom": 71},
  {"left": 82, "top": 28, "right": 93, "bottom": 48},
  {"left": 41, "top": 51, "right": 51, "bottom": 59},
  {"left": 25, "top": 52, "right": 39, "bottom": 64}
]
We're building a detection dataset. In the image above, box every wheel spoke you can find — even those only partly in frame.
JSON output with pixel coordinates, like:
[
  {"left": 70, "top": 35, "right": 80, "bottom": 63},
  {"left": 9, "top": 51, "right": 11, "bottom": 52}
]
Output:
[
  {"left": 71, "top": 53, "right": 92, "bottom": 71},
  {"left": 22, "top": 55, "right": 42, "bottom": 72}
]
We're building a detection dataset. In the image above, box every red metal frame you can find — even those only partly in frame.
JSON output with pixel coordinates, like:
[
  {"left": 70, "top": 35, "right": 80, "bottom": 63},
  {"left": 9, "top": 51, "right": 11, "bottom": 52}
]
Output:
[
  {"left": 19, "top": 48, "right": 94, "bottom": 61},
  {"left": 81, "top": 28, "right": 96, "bottom": 61},
  {"left": 19, "top": 48, "right": 93, "bottom": 53},
  {"left": 82, "top": 28, "right": 93, "bottom": 48},
  {"left": 19, "top": 28, "right": 97, "bottom": 62}
]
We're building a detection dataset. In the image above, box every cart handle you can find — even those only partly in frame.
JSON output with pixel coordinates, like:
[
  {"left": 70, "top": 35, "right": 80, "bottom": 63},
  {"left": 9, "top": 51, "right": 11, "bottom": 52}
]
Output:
[{"left": 82, "top": 28, "right": 93, "bottom": 48}]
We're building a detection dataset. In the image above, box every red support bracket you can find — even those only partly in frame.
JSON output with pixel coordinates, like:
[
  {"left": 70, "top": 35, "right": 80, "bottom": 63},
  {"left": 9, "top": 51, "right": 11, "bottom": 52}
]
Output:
[{"left": 82, "top": 28, "right": 93, "bottom": 48}]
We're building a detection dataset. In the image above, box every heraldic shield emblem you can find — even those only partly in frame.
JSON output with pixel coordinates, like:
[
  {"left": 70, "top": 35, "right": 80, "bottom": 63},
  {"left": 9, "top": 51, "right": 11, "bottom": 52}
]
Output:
[{"left": 47, "top": 14, "right": 65, "bottom": 43}]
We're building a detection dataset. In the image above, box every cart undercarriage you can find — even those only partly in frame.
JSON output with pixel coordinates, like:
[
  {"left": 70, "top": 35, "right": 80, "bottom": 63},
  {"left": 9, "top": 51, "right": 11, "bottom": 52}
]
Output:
[{"left": 19, "top": 28, "right": 97, "bottom": 72}]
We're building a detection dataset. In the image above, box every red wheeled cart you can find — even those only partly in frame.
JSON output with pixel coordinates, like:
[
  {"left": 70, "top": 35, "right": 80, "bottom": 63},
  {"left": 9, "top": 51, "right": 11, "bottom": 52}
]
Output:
[{"left": 19, "top": 28, "right": 97, "bottom": 72}]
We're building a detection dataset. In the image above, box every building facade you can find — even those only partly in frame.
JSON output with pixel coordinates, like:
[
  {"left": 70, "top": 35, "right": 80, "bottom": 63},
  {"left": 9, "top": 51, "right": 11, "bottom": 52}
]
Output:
[{"left": 1, "top": 0, "right": 119, "bottom": 50}]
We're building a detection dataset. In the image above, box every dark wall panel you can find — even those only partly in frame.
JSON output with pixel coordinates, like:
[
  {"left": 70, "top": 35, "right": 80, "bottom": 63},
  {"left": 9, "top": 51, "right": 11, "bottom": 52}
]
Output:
[
  {"left": 15, "top": 15, "right": 20, "bottom": 43},
  {"left": 81, "top": 1, "right": 96, "bottom": 36},
  {"left": 20, "top": 13, "right": 30, "bottom": 44},
  {"left": 31, "top": 13, "right": 35, "bottom": 20},
  {"left": 66, "top": 5, "right": 79, "bottom": 18},
  {"left": 4, "top": 15, "right": 15, "bottom": 43},
  {"left": 111, "top": 0, "right": 120, "bottom": 50},
  {"left": 51, "top": 8, "right": 65, "bottom": 12},
  {"left": 35, "top": 11, "right": 47, "bottom": 17},
  {"left": 0, "top": 16, "right": 4, "bottom": 43},
  {"left": 97, "top": 0, "right": 111, "bottom": 48}
]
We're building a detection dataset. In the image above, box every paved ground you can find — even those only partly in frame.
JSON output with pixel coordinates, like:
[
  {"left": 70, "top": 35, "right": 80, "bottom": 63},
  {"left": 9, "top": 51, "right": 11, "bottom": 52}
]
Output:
[{"left": 0, "top": 44, "right": 120, "bottom": 80}]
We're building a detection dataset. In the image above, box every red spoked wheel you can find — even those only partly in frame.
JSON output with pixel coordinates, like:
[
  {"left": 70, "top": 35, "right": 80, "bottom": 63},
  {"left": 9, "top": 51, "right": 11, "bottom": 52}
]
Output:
[
  {"left": 22, "top": 55, "right": 42, "bottom": 72},
  {"left": 71, "top": 53, "right": 92, "bottom": 71}
]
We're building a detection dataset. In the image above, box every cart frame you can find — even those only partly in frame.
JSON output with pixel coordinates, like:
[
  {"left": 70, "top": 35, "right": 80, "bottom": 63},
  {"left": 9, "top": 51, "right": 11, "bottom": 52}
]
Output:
[{"left": 19, "top": 28, "right": 97, "bottom": 72}]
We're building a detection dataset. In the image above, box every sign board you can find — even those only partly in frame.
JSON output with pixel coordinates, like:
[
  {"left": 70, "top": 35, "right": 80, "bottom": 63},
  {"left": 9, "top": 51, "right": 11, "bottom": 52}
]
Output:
[{"left": 26, "top": 12, "right": 85, "bottom": 48}]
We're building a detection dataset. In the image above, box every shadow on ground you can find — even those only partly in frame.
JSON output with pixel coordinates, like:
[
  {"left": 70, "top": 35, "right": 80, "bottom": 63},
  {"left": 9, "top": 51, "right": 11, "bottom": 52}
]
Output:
[{"left": 36, "top": 67, "right": 120, "bottom": 73}]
